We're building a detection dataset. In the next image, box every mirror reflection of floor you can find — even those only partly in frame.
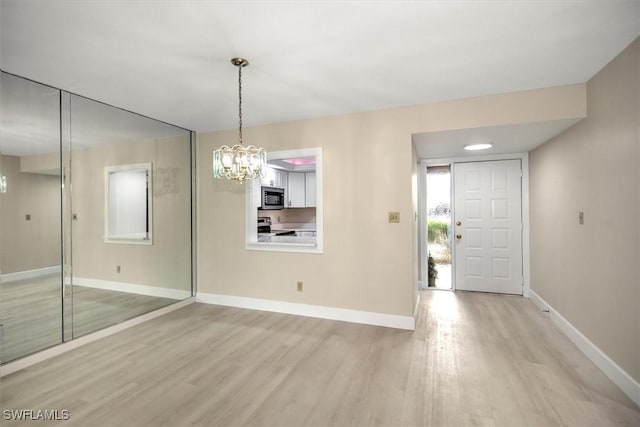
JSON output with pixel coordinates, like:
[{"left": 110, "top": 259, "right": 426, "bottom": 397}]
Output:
[{"left": 0, "top": 273, "right": 177, "bottom": 364}]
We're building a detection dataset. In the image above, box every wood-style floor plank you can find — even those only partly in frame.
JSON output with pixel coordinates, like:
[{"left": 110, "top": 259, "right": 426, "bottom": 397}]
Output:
[
  {"left": 1, "top": 291, "right": 639, "bottom": 426},
  {"left": 0, "top": 274, "right": 179, "bottom": 363}
]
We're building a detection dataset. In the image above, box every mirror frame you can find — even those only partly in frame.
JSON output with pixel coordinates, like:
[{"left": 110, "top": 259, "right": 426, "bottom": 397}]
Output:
[{"left": 104, "top": 162, "right": 153, "bottom": 245}]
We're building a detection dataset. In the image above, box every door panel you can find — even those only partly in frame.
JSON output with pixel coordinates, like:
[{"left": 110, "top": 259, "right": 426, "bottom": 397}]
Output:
[{"left": 454, "top": 160, "right": 523, "bottom": 295}]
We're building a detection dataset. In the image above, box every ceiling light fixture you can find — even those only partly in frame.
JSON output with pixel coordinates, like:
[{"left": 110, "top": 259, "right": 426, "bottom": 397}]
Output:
[
  {"left": 213, "top": 57, "right": 266, "bottom": 182},
  {"left": 464, "top": 143, "right": 493, "bottom": 151}
]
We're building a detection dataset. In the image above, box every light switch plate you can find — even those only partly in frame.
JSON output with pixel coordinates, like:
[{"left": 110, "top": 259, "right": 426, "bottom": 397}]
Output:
[{"left": 388, "top": 212, "right": 400, "bottom": 223}]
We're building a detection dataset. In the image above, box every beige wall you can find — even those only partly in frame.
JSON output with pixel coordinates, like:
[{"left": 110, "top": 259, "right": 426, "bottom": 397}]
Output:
[
  {"left": 530, "top": 38, "right": 639, "bottom": 381},
  {"left": 0, "top": 155, "right": 61, "bottom": 274},
  {"left": 70, "top": 136, "right": 192, "bottom": 291},
  {"left": 197, "top": 83, "right": 586, "bottom": 317}
]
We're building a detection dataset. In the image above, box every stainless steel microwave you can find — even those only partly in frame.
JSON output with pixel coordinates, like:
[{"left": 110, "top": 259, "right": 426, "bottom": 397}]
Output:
[{"left": 261, "top": 186, "right": 285, "bottom": 210}]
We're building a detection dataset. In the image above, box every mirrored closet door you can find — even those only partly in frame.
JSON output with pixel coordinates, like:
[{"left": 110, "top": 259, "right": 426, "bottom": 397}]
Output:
[
  {"left": 0, "top": 73, "right": 63, "bottom": 363},
  {"left": 0, "top": 71, "right": 194, "bottom": 364}
]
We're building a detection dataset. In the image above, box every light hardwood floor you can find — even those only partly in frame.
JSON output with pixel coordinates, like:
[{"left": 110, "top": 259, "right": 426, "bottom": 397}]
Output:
[
  {"left": 0, "top": 274, "right": 177, "bottom": 363},
  {"left": 2, "top": 291, "right": 639, "bottom": 426}
]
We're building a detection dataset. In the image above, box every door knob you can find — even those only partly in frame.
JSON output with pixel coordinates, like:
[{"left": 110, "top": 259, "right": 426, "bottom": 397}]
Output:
[
  {"left": 456, "top": 234, "right": 462, "bottom": 240},
  {"left": 456, "top": 221, "right": 462, "bottom": 226}
]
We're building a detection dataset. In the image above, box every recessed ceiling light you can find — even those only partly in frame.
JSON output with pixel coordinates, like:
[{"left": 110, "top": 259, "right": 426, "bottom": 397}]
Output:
[{"left": 464, "top": 143, "right": 493, "bottom": 151}]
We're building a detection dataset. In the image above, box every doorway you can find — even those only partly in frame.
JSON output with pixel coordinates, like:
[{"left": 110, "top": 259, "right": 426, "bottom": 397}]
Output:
[
  {"left": 426, "top": 165, "right": 452, "bottom": 290},
  {"left": 422, "top": 157, "right": 526, "bottom": 295}
]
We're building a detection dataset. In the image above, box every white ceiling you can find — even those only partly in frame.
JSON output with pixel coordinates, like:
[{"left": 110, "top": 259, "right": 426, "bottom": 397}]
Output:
[
  {"left": 1, "top": 1, "right": 639, "bottom": 155},
  {"left": 1, "top": 72, "right": 189, "bottom": 157},
  {"left": 413, "top": 118, "right": 582, "bottom": 158}
]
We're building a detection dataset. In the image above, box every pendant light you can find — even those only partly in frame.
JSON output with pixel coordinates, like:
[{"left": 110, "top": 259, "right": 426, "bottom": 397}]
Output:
[{"left": 213, "top": 57, "right": 267, "bottom": 182}]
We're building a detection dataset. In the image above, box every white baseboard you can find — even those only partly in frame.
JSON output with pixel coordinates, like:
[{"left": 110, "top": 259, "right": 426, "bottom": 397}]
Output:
[
  {"left": 1, "top": 298, "right": 195, "bottom": 377},
  {"left": 413, "top": 291, "right": 421, "bottom": 317},
  {"left": 72, "top": 277, "right": 191, "bottom": 300},
  {"left": 197, "top": 292, "right": 416, "bottom": 331},
  {"left": 1, "top": 265, "right": 61, "bottom": 283},
  {"left": 529, "top": 290, "right": 640, "bottom": 407}
]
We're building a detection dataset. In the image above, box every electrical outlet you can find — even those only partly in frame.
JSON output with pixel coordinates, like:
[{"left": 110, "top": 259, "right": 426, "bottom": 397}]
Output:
[
  {"left": 297, "top": 281, "right": 303, "bottom": 292},
  {"left": 388, "top": 212, "right": 400, "bottom": 223},
  {"left": 25, "top": 214, "right": 31, "bottom": 221},
  {"left": 116, "top": 265, "right": 121, "bottom": 273},
  {"left": 579, "top": 211, "right": 584, "bottom": 225}
]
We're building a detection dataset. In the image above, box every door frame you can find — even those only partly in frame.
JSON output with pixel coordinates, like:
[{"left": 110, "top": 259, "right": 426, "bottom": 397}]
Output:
[{"left": 419, "top": 152, "right": 530, "bottom": 297}]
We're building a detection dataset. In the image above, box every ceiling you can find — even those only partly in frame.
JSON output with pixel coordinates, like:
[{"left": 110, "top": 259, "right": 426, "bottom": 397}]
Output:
[
  {"left": 1, "top": 1, "right": 639, "bottom": 156},
  {"left": 1, "top": 72, "right": 188, "bottom": 157},
  {"left": 413, "top": 118, "right": 583, "bottom": 158}
]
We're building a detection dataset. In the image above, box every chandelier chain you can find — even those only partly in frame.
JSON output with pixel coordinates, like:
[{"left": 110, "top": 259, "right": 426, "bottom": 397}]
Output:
[
  {"left": 212, "top": 57, "right": 266, "bottom": 182},
  {"left": 238, "top": 63, "right": 243, "bottom": 145}
]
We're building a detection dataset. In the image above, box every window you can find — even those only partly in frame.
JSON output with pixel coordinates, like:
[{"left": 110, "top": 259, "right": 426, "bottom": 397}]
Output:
[
  {"left": 245, "top": 147, "right": 323, "bottom": 254},
  {"left": 104, "top": 163, "right": 152, "bottom": 244}
]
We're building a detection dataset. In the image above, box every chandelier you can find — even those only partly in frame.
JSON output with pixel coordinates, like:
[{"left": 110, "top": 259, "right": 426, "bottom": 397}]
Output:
[{"left": 213, "top": 57, "right": 267, "bottom": 182}]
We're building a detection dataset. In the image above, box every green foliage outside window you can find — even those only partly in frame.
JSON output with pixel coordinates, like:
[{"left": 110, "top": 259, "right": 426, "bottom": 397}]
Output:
[{"left": 427, "top": 219, "right": 449, "bottom": 244}]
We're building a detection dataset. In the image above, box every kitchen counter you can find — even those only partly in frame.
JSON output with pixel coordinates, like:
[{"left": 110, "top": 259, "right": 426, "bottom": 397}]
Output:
[
  {"left": 257, "top": 234, "right": 316, "bottom": 245},
  {"left": 270, "top": 228, "right": 316, "bottom": 233}
]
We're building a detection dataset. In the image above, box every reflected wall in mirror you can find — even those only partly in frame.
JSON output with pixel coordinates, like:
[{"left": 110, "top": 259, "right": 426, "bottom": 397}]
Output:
[
  {"left": 0, "top": 71, "right": 194, "bottom": 364},
  {"left": 0, "top": 72, "right": 63, "bottom": 364},
  {"left": 105, "top": 163, "right": 152, "bottom": 244},
  {"left": 68, "top": 93, "right": 193, "bottom": 339},
  {"left": 246, "top": 147, "right": 323, "bottom": 254}
]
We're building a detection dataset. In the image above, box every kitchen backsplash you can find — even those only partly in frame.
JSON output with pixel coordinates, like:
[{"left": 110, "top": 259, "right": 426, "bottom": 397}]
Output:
[{"left": 259, "top": 207, "right": 316, "bottom": 230}]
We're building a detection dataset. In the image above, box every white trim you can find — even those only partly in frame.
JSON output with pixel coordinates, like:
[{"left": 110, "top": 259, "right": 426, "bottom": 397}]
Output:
[
  {"left": 197, "top": 292, "right": 416, "bottom": 330},
  {"left": 417, "top": 157, "right": 428, "bottom": 289},
  {"left": 246, "top": 147, "right": 324, "bottom": 254},
  {"left": 0, "top": 298, "right": 195, "bottom": 377},
  {"left": 245, "top": 241, "right": 321, "bottom": 254},
  {"left": 520, "top": 154, "right": 531, "bottom": 297},
  {"left": 529, "top": 290, "right": 640, "bottom": 407},
  {"left": 71, "top": 277, "right": 191, "bottom": 300},
  {"left": 104, "top": 162, "right": 153, "bottom": 245},
  {"left": 0, "top": 265, "right": 61, "bottom": 283}
]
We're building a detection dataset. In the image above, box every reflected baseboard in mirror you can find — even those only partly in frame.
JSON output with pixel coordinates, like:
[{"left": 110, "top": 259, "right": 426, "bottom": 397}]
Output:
[{"left": 0, "top": 271, "right": 179, "bottom": 364}]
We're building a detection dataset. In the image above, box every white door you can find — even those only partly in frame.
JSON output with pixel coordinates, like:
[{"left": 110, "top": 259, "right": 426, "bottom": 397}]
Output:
[{"left": 453, "top": 160, "right": 523, "bottom": 295}]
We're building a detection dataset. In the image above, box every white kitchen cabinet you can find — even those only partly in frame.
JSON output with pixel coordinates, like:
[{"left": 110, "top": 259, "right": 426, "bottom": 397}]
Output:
[
  {"left": 288, "top": 172, "right": 306, "bottom": 207},
  {"left": 260, "top": 167, "right": 274, "bottom": 187},
  {"left": 287, "top": 171, "right": 316, "bottom": 208},
  {"left": 261, "top": 167, "right": 287, "bottom": 189},
  {"left": 305, "top": 172, "right": 316, "bottom": 207},
  {"left": 275, "top": 169, "right": 288, "bottom": 189}
]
